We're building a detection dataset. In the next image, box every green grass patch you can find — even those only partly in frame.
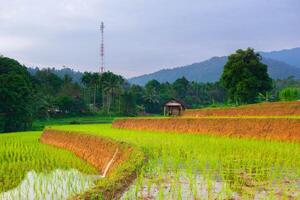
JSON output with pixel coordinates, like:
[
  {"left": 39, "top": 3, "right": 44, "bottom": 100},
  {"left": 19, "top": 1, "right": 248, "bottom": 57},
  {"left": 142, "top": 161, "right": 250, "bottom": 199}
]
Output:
[{"left": 32, "top": 115, "right": 114, "bottom": 131}]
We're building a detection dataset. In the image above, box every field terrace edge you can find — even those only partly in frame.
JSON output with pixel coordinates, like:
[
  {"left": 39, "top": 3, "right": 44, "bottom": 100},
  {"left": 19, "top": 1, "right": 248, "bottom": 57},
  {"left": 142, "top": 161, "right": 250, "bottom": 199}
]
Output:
[
  {"left": 40, "top": 129, "right": 145, "bottom": 200},
  {"left": 112, "top": 118, "right": 300, "bottom": 142}
]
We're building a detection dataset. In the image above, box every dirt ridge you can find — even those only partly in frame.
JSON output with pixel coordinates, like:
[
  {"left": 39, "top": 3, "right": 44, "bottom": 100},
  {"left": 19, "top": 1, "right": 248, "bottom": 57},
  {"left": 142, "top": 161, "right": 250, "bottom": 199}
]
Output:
[
  {"left": 184, "top": 101, "right": 300, "bottom": 117},
  {"left": 40, "top": 129, "right": 145, "bottom": 199}
]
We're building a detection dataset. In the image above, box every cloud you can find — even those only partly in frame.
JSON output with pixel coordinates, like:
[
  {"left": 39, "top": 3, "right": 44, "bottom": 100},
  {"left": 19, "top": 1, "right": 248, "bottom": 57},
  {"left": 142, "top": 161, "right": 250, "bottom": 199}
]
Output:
[
  {"left": 0, "top": 0, "right": 299, "bottom": 78},
  {"left": 0, "top": 35, "right": 36, "bottom": 52}
]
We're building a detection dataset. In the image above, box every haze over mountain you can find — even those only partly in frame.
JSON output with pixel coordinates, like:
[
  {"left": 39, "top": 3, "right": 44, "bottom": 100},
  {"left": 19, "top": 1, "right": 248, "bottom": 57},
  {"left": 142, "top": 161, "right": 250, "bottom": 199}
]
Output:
[
  {"left": 27, "top": 67, "right": 83, "bottom": 83},
  {"left": 260, "top": 47, "right": 300, "bottom": 68},
  {"left": 129, "top": 47, "right": 300, "bottom": 85}
]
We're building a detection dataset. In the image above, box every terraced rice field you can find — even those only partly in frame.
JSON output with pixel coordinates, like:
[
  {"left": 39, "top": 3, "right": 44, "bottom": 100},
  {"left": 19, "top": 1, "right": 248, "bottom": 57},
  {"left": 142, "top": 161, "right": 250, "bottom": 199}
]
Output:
[
  {"left": 0, "top": 132, "right": 97, "bottom": 198},
  {"left": 52, "top": 124, "right": 300, "bottom": 199},
  {"left": 1, "top": 101, "right": 300, "bottom": 199},
  {"left": 183, "top": 101, "right": 300, "bottom": 117}
]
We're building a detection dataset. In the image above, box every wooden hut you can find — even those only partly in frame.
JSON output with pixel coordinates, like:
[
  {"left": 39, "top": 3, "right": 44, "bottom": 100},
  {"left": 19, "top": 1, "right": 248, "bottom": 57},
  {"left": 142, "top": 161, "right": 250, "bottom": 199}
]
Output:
[{"left": 163, "top": 99, "right": 186, "bottom": 116}]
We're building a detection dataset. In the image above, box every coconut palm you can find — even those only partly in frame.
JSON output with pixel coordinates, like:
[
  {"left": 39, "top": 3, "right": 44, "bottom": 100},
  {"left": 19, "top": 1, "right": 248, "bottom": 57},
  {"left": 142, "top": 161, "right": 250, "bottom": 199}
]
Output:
[
  {"left": 81, "top": 72, "right": 100, "bottom": 110},
  {"left": 90, "top": 73, "right": 100, "bottom": 111},
  {"left": 101, "top": 72, "right": 124, "bottom": 114},
  {"left": 81, "top": 72, "right": 92, "bottom": 106}
]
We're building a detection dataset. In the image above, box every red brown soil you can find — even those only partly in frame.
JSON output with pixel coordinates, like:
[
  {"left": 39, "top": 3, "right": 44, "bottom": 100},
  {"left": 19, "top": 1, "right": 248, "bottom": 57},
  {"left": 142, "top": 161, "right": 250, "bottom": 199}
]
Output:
[
  {"left": 40, "top": 129, "right": 130, "bottom": 177},
  {"left": 113, "top": 118, "right": 300, "bottom": 142},
  {"left": 40, "top": 130, "right": 145, "bottom": 199},
  {"left": 183, "top": 101, "right": 300, "bottom": 117}
]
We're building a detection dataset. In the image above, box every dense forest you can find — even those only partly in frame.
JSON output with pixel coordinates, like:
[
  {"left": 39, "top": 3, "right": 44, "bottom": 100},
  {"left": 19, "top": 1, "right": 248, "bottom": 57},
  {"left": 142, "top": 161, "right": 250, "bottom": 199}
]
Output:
[{"left": 1, "top": 51, "right": 300, "bottom": 132}]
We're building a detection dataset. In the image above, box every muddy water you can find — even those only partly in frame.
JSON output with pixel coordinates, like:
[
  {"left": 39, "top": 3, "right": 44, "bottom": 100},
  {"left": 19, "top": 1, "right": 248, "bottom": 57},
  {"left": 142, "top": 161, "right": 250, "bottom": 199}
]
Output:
[
  {"left": 121, "top": 171, "right": 239, "bottom": 200},
  {"left": 121, "top": 171, "right": 300, "bottom": 200},
  {"left": 0, "top": 169, "right": 98, "bottom": 200}
]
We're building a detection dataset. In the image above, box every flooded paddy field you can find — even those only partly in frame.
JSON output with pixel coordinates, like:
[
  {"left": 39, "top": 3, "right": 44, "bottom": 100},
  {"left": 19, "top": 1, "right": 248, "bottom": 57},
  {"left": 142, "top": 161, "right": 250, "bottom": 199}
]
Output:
[
  {"left": 54, "top": 124, "right": 300, "bottom": 199},
  {"left": 0, "top": 132, "right": 97, "bottom": 199},
  {"left": 0, "top": 169, "right": 96, "bottom": 200}
]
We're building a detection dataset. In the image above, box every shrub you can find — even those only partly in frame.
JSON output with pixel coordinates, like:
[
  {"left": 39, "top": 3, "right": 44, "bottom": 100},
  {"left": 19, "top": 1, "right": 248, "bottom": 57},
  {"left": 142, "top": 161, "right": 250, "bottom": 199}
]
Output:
[{"left": 279, "top": 87, "right": 299, "bottom": 101}]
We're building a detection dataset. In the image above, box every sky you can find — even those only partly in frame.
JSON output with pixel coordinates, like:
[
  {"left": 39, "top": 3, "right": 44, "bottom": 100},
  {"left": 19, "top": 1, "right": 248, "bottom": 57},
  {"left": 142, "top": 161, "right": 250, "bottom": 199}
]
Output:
[{"left": 0, "top": 0, "right": 299, "bottom": 78}]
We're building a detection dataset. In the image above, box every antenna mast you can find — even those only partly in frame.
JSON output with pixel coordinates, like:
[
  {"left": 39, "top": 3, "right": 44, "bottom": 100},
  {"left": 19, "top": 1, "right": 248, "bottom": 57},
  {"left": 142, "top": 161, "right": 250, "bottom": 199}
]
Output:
[{"left": 100, "top": 21, "right": 105, "bottom": 73}]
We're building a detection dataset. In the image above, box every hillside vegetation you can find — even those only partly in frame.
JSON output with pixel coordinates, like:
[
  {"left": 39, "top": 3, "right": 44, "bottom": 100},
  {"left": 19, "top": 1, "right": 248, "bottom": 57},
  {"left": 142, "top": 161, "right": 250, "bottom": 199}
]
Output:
[{"left": 129, "top": 57, "right": 300, "bottom": 85}]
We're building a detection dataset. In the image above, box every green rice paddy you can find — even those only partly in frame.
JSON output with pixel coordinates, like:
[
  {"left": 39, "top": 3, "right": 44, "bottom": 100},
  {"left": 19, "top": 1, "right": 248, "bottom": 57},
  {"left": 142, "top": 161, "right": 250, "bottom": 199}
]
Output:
[
  {"left": 53, "top": 124, "right": 300, "bottom": 199},
  {"left": 1, "top": 124, "right": 299, "bottom": 199},
  {"left": 0, "top": 131, "right": 97, "bottom": 194}
]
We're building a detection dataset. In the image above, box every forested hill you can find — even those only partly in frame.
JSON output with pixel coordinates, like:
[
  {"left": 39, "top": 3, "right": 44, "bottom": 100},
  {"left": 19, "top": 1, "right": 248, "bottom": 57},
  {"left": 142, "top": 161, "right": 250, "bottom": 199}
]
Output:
[
  {"left": 129, "top": 56, "right": 300, "bottom": 85},
  {"left": 28, "top": 67, "right": 83, "bottom": 83},
  {"left": 26, "top": 47, "right": 300, "bottom": 85},
  {"left": 260, "top": 47, "right": 300, "bottom": 68}
]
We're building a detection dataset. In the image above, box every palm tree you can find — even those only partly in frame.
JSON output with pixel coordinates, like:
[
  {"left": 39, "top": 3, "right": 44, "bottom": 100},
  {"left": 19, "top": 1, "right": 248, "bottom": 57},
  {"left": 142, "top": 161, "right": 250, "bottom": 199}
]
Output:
[
  {"left": 90, "top": 73, "right": 100, "bottom": 111},
  {"left": 143, "top": 86, "right": 160, "bottom": 113},
  {"left": 143, "top": 88, "right": 159, "bottom": 104},
  {"left": 101, "top": 72, "right": 124, "bottom": 114},
  {"left": 81, "top": 72, "right": 92, "bottom": 109}
]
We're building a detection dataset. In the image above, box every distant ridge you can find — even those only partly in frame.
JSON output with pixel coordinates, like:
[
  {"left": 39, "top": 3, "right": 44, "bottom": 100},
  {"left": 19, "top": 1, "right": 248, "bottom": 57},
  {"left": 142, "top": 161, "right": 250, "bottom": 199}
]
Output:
[
  {"left": 260, "top": 47, "right": 300, "bottom": 68},
  {"left": 129, "top": 47, "right": 300, "bottom": 85},
  {"left": 27, "top": 67, "right": 83, "bottom": 83}
]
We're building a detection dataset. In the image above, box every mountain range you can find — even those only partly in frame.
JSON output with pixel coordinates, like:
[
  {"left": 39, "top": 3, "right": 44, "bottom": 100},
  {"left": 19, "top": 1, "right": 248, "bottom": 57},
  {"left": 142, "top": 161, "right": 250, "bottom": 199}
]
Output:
[{"left": 129, "top": 47, "right": 300, "bottom": 85}]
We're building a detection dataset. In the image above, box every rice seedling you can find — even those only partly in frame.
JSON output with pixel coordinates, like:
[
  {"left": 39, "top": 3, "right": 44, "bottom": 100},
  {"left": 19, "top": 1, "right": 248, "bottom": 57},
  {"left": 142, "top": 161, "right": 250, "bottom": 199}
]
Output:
[
  {"left": 0, "top": 169, "right": 95, "bottom": 200},
  {"left": 0, "top": 131, "right": 97, "bottom": 195},
  {"left": 53, "top": 124, "right": 300, "bottom": 199}
]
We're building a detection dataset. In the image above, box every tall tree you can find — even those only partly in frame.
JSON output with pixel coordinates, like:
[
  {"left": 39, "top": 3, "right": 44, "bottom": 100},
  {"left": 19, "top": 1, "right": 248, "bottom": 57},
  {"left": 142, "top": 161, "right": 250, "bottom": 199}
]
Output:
[
  {"left": 81, "top": 72, "right": 93, "bottom": 107},
  {"left": 34, "top": 68, "right": 63, "bottom": 95},
  {"left": 144, "top": 80, "right": 161, "bottom": 113},
  {"left": 220, "top": 48, "right": 272, "bottom": 104},
  {"left": 0, "top": 56, "right": 34, "bottom": 132},
  {"left": 90, "top": 73, "right": 100, "bottom": 110},
  {"left": 173, "top": 76, "right": 189, "bottom": 100},
  {"left": 101, "top": 72, "right": 124, "bottom": 114},
  {"left": 129, "top": 84, "right": 145, "bottom": 105}
]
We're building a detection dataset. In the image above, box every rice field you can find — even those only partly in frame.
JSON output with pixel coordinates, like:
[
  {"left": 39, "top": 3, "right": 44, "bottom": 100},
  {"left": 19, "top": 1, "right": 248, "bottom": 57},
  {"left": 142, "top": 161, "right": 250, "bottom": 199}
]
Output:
[
  {"left": 183, "top": 101, "right": 300, "bottom": 117},
  {"left": 0, "top": 169, "right": 96, "bottom": 200},
  {"left": 1, "top": 103, "right": 300, "bottom": 200},
  {"left": 0, "top": 131, "right": 97, "bottom": 197},
  {"left": 52, "top": 124, "right": 300, "bottom": 199}
]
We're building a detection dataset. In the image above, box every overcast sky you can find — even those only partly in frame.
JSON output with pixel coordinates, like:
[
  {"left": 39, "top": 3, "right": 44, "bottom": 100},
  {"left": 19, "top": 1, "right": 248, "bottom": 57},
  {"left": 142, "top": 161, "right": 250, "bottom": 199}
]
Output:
[{"left": 0, "top": 0, "right": 299, "bottom": 78}]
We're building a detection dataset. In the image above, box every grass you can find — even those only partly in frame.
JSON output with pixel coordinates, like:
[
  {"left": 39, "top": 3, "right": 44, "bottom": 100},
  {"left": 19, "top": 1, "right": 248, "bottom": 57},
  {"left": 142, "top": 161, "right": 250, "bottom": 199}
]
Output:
[
  {"left": 0, "top": 131, "right": 97, "bottom": 193},
  {"left": 51, "top": 124, "right": 300, "bottom": 199},
  {"left": 31, "top": 115, "right": 114, "bottom": 131}
]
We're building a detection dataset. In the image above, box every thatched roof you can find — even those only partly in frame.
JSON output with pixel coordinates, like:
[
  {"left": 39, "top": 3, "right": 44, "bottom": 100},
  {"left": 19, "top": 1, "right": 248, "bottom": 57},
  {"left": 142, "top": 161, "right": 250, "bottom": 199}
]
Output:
[{"left": 163, "top": 98, "right": 186, "bottom": 109}]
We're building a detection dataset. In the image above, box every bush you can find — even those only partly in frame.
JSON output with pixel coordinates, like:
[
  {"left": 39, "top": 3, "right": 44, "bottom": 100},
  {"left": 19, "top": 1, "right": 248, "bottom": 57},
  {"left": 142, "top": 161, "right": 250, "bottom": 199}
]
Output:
[
  {"left": 55, "top": 96, "right": 87, "bottom": 115},
  {"left": 69, "top": 120, "right": 80, "bottom": 124},
  {"left": 279, "top": 87, "right": 299, "bottom": 101}
]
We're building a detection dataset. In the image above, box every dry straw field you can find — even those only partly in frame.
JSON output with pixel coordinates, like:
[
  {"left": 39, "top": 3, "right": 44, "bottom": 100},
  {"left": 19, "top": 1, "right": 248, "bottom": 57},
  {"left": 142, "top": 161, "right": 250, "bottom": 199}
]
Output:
[
  {"left": 183, "top": 101, "right": 300, "bottom": 117},
  {"left": 113, "top": 118, "right": 300, "bottom": 142},
  {"left": 114, "top": 101, "right": 300, "bottom": 142}
]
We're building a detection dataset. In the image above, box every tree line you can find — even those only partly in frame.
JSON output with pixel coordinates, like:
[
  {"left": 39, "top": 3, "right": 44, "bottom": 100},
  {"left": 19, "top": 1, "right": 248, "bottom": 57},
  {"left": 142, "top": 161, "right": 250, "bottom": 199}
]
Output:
[
  {"left": 0, "top": 55, "right": 226, "bottom": 132},
  {"left": 1, "top": 48, "right": 300, "bottom": 132}
]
